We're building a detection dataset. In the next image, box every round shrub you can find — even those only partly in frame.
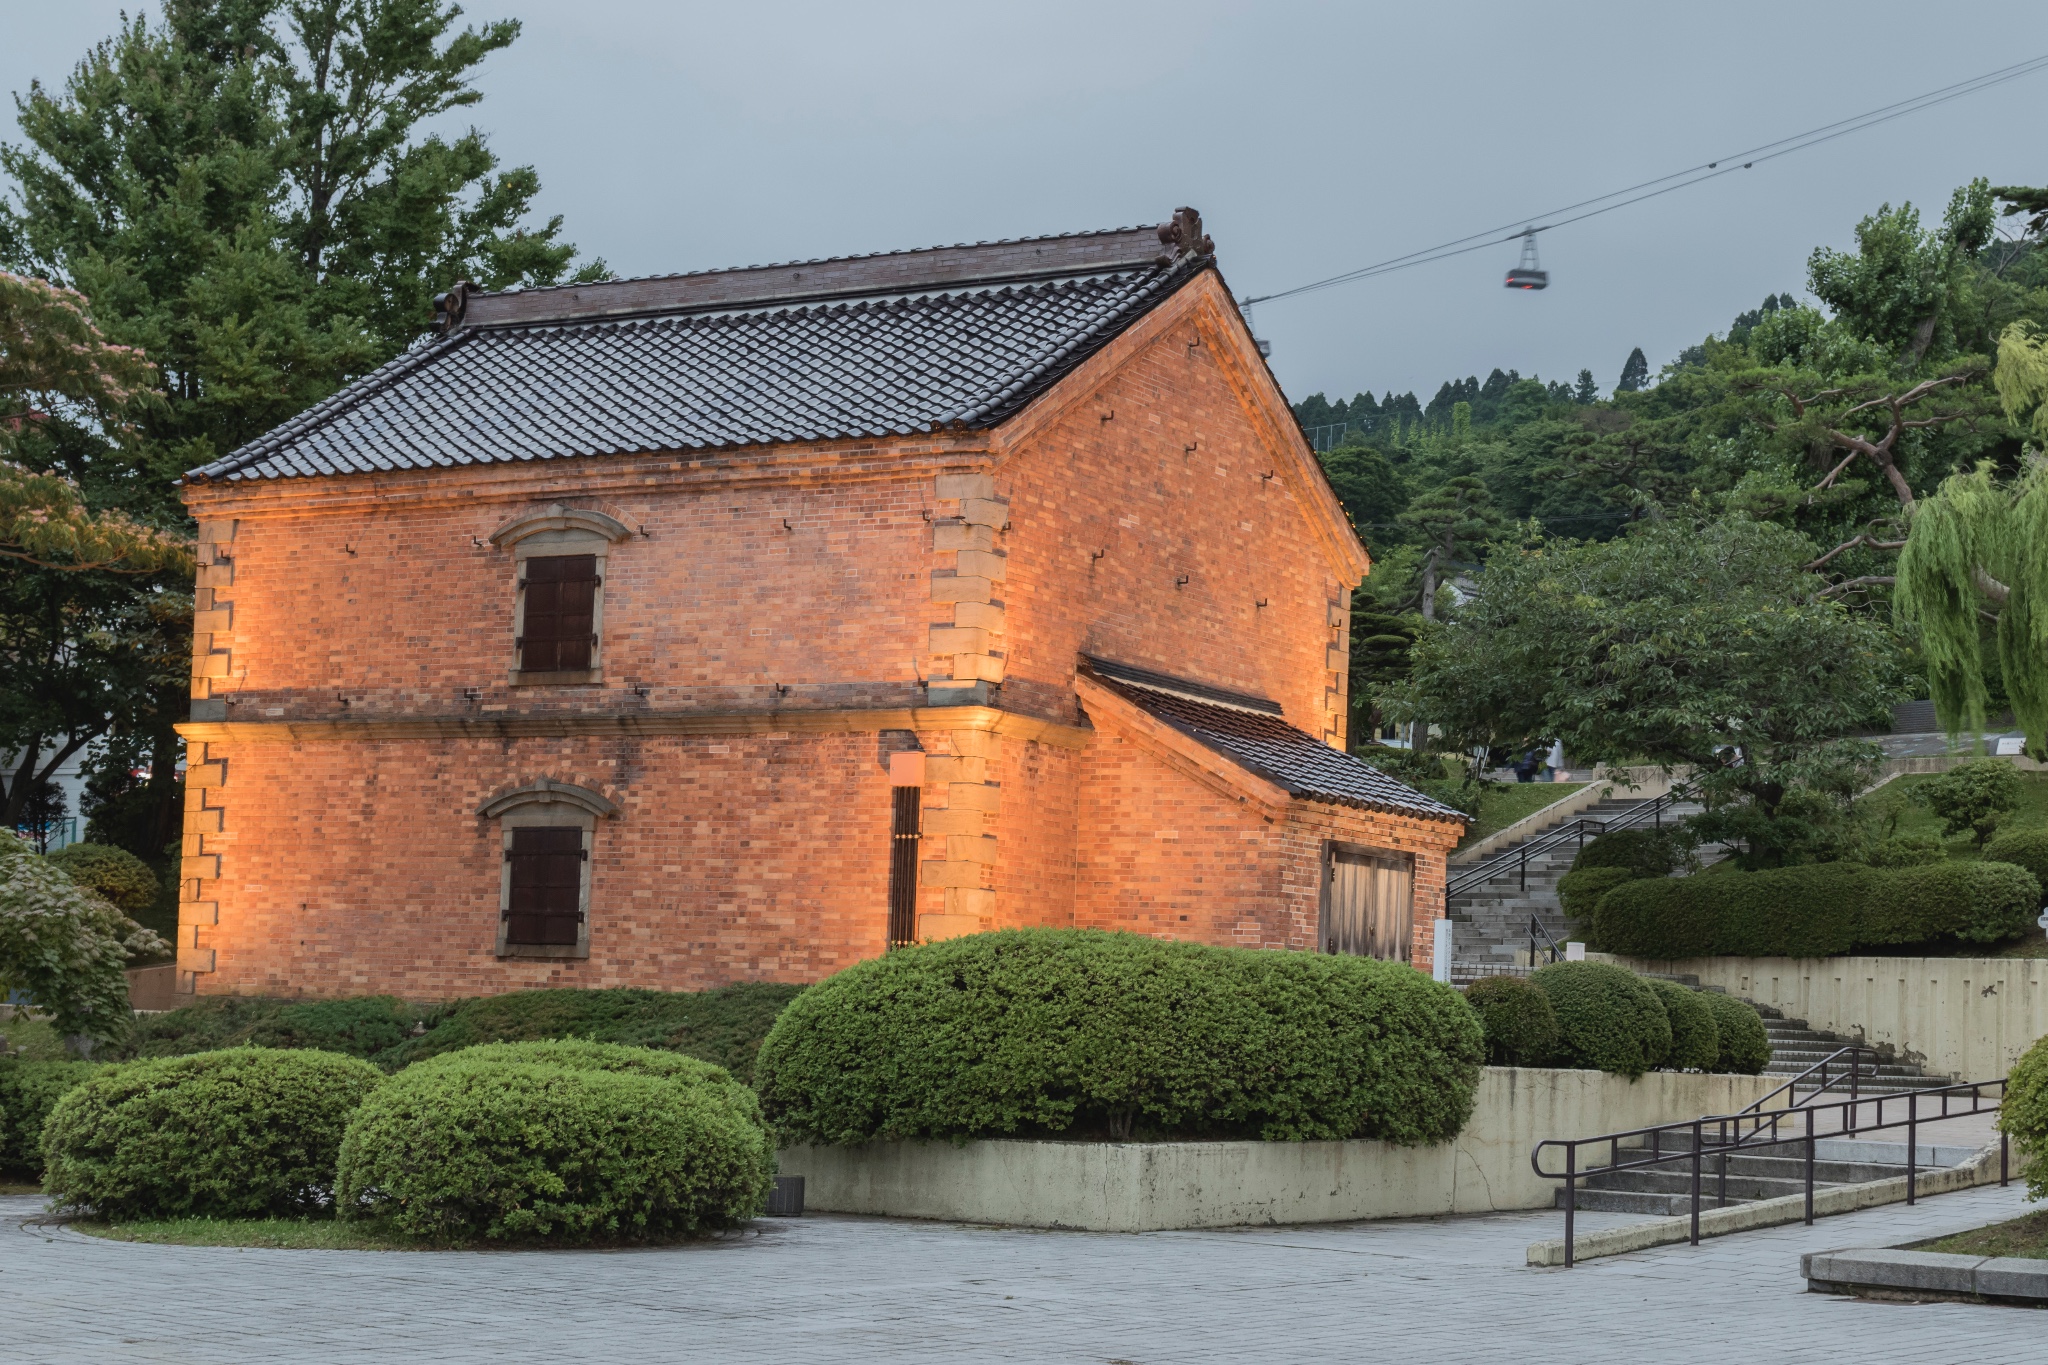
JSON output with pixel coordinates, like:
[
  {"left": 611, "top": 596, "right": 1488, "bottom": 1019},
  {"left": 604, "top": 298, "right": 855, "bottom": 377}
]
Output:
[
  {"left": 2002, "top": 1032, "right": 2048, "bottom": 1201},
  {"left": 1985, "top": 829, "right": 2048, "bottom": 903},
  {"left": 0, "top": 1058, "right": 99, "bottom": 1177},
  {"left": 40, "top": 1048, "right": 383, "bottom": 1219},
  {"left": 1557, "top": 866, "right": 1636, "bottom": 923},
  {"left": 1464, "top": 976, "right": 1558, "bottom": 1066},
  {"left": 1529, "top": 961, "right": 1672, "bottom": 1079},
  {"left": 44, "top": 843, "right": 159, "bottom": 914},
  {"left": 1644, "top": 980, "right": 1719, "bottom": 1072},
  {"left": 1700, "top": 993, "right": 1771, "bottom": 1075},
  {"left": 1865, "top": 835, "right": 1947, "bottom": 868},
  {"left": 1572, "top": 829, "right": 1682, "bottom": 879},
  {"left": 753, "top": 928, "right": 1486, "bottom": 1146},
  {"left": 335, "top": 1041, "right": 772, "bottom": 1243}
]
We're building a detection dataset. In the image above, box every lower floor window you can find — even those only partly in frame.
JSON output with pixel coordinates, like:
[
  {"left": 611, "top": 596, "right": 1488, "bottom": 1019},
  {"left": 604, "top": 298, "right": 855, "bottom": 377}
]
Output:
[{"left": 505, "top": 825, "right": 586, "bottom": 946}]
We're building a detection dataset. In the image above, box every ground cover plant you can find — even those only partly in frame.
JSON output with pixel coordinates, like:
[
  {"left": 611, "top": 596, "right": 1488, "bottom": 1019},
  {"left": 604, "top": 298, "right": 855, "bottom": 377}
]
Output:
[
  {"left": 1590, "top": 859, "right": 2041, "bottom": 959},
  {"left": 1922, "top": 1209, "right": 2048, "bottom": 1260},
  {"left": 335, "top": 1040, "right": 772, "bottom": 1244},
  {"left": 1881, "top": 772, "right": 2048, "bottom": 861},
  {"left": 40, "top": 1048, "right": 383, "bottom": 1220},
  {"left": 755, "top": 928, "right": 1486, "bottom": 1146},
  {"left": 1453, "top": 781, "right": 1587, "bottom": 851},
  {"left": 1527, "top": 962, "right": 1671, "bottom": 1079}
]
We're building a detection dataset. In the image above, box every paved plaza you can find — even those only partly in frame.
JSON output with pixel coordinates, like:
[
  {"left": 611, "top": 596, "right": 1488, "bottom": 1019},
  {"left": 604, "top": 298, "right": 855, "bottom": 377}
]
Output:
[{"left": 6, "top": 1181, "right": 2044, "bottom": 1364}]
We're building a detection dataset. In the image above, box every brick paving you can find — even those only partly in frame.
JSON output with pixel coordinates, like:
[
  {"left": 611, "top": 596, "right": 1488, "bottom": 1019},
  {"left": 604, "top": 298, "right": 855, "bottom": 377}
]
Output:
[{"left": 5, "top": 1183, "right": 2043, "bottom": 1363}]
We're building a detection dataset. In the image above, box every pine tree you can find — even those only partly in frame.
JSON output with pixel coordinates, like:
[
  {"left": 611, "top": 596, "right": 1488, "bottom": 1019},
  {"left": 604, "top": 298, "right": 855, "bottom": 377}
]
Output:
[
  {"left": 1573, "top": 368, "right": 1599, "bottom": 404},
  {"left": 1616, "top": 347, "right": 1650, "bottom": 393}
]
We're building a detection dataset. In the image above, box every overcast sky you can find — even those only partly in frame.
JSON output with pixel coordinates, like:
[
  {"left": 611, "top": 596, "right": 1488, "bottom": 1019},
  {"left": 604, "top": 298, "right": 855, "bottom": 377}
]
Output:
[{"left": 5, "top": 2, "right": 2047, "bottom": 406}]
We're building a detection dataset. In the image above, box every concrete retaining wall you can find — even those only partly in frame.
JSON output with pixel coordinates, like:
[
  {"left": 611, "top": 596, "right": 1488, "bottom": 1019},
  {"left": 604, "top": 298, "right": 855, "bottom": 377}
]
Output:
[
  {"left": 1609, "top": 955, "right": 2048, "bottom": 1081},
  {"left": 777, "top": 1067, "right": 1776, "bottom": 1232}
]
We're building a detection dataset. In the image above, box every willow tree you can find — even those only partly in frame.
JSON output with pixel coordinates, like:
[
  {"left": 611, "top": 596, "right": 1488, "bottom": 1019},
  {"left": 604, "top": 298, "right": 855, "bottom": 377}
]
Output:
[{"left": 1895, "top": 322, "right": 2048, "bottom": 755}]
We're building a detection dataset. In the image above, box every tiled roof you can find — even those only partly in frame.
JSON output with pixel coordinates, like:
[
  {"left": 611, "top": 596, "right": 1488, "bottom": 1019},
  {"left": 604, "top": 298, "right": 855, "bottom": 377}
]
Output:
[
  {"left": 187, "top": 243, "right": 1207, "bottom": 483},
  {"left": 1083, "top": 660, "right": 1469, "bottom": 824}
]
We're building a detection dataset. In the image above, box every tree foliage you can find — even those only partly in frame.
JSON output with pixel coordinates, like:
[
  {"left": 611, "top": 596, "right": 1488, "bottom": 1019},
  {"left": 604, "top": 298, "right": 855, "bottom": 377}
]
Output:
[{"left": 0, "top": 831, "right": 166, "bottom": 1049}]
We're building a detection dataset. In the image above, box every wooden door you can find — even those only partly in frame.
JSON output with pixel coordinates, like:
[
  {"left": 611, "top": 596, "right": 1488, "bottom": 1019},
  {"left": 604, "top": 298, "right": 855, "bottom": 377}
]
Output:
[{"left": 1322, "top": 845, "right": 1413, "bottom": 963}]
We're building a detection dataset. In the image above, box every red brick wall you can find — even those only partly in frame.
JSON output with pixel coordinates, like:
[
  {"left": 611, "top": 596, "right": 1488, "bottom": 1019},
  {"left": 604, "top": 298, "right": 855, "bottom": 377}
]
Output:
[{"left": 193, "top": 731, "right": 905, "bottom": 999}]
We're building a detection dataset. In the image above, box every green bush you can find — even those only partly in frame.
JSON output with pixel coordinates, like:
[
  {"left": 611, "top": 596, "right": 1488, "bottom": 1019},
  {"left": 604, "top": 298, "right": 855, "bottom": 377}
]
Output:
[
  {"left": 1865, "top": 835, "right": 1948, "bottom": 868},
  {"left": 1918, "top": 758, "right": 2024, "bottom": 847},
  {"left": 44, "top": 844, "right": 159, "bottom": 914},
  {"left": 1464, "top": 976, "right": 1558, "bottom": 1066},
  {"left": 1700, "top": 993, "right": 1771, "bottom": 1075},
  {"left": 1529, "top": 962, "right": 1672, "bottom": 1079},
  {"left": 1557, "top": 866, "right": 1637, "bottom": 921},
  {"left": 1592, "top": 860, "right": 2043, "bottom": 959},
  {"left": 335, "top": 1040, "right": 772, "bottom": 1243},
  {"left": 755, "top": 929, "right": 1485, "bottom": 1146},
  {"left": 0, "top": 1058, "right": 99, "bottom": 1176},
  {"left": 1645, "top": 980, "right": 1719, "bottom": 1071},
  {"left": 2004, "top": 1032, "right": 2048, "bottom": 1202},
  {"left": 1572, "top": 829, "right": 1683, "bottom": 878},
  {"left": 39, "top": 1048, "right": 383, "bottom": 1219},
  {"left": 115, "top": 995, "right": 427, "bottom": 1062},
  {"left": 1985, "top": 829, "right": 2048, "bottom": 903},
  {"left": 375, "top": 984, "right": 804, "bottom": 1080}
]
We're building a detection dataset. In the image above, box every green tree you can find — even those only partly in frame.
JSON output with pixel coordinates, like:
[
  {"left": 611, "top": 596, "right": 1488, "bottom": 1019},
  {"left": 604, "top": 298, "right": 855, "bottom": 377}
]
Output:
[
  {"left": 1396, "top": 475, "right": 1506, "bottom": 620},
  {"left": 1319, "top": 442, "right": 1408, "bottom": 544},
  {"left": 1616, "top": 347, "right": 1649, "bottom": 394},
  {"left": 0, "top": 830, "right": 166, "bottom": 1051},
  {"left": 1392, "top": 516, "right": 1903, "bottom": 865},
  {"left": 1915, "top": 758, "right": 2024, "bottom": 847},
  {"left": 1808, "top": 180, "right": 1996, "bottom": 371}
]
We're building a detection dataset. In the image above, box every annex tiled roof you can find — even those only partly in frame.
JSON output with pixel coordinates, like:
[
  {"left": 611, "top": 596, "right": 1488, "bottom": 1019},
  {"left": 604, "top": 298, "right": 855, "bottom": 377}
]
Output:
[
  {"left": 186, "top": 217, "right": 1216, "bottom": 483},
  {"left": 1083, "top": 659, "right": 1469, "bottom": 824}
]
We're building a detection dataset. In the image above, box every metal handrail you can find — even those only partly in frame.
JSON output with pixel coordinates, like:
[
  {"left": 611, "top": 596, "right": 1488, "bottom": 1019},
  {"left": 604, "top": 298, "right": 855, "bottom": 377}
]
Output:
[
  {"left": 1740, "top": 1045, "right": 1880, "bottom": 1116},
  {"left": 1445, "top": 786, "right": 1690, "bottom": 900},
  {"left": 1531, "top": 1075, "right": 2009, "bottom": 1267},
  {"left": 1528, "top": 914, "right": 1567, "bottom": 967}
]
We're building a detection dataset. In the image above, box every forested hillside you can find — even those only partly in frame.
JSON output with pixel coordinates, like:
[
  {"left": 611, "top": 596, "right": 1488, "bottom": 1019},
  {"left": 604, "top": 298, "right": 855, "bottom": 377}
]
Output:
[{"left": 1300, "top": 178, "right": 2048, "bottom": 765}]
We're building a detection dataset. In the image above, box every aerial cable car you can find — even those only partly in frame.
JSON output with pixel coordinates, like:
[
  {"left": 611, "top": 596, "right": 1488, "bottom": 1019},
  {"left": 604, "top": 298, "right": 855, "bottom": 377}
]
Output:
[{"left": 1505, "top": 227, "right": 1548, "bottom": 291}]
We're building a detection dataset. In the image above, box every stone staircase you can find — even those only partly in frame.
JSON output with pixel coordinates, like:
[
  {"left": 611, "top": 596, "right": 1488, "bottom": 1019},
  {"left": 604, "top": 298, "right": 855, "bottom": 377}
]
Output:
[
  {"left": 1559, "top": 1132, "right": 1960, "bottom": 1216},
  {"left": 1446, "top": 792, "right": 1700, "bottom": 970},
  {"left": 1757, "top": 1008, "right": 1954, "bottom": 1097}
]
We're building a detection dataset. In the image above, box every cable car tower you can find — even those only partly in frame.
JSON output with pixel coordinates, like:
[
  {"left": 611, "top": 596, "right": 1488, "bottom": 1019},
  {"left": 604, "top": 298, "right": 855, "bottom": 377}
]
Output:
[{"left": 1505, "top": 227, "right": 1548, "bottom": 291}]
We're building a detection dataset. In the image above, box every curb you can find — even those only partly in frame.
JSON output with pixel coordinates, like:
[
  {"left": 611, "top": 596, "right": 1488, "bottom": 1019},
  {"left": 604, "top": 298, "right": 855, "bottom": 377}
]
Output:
[
  {"left": 1526, "top": 1141, "right": 2004, "bottom": 1267},
  {"left": 1804, "top": 1247, "right": 2048, "bottom": 1304}
]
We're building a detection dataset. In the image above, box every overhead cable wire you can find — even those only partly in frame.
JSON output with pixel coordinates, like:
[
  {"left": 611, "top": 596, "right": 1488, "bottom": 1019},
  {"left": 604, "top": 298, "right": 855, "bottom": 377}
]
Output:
[{"left": 1242, "top": 52, "right": 2048, "bottom": 306}]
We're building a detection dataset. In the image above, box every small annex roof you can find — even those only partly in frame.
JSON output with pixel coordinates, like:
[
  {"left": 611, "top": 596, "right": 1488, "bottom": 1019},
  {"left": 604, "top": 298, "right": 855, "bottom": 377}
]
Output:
[
  {"left": 186, "top": 211, "right": 1221, "bottom": 484},
  {"left": 1081, "top": 657, "right": 1469, "bottom": 824}
]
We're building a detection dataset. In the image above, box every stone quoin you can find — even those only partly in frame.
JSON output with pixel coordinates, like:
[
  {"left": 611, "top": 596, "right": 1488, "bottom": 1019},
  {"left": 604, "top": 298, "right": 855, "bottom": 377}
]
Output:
[{"left": 171, "top": 209, "right": 1466, "bottom": 1000}]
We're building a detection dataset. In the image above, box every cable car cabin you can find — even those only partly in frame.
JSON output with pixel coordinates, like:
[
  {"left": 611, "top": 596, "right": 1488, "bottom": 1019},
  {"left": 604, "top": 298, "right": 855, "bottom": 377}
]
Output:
[{"left": 1505, "top": 267, "right": 1548, "bottom": 290}]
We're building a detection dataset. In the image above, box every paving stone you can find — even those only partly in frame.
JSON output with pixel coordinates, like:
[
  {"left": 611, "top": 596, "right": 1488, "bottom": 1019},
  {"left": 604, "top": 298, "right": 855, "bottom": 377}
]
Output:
[{"left": 5, "top": 1183, "right": 2044, "bottom": 1364}]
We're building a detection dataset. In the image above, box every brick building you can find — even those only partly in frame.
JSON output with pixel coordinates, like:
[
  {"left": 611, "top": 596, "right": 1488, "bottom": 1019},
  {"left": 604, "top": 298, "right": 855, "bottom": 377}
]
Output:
[{"left": 173, "top": 209, "right": 1465, "bottom": 1001}]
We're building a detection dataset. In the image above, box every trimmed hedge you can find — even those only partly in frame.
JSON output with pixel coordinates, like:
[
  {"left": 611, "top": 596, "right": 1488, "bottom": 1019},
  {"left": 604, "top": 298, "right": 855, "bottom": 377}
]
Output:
[
  {"left": 2004, "top": 1032, "right": 2048, "bottom": 1202},
  {"left": 1865, "top": 836, "right": 1947, "bottom": 868},
  {"left": 1529, "top": 962, "right": 1671, "bottom": 1079},
  {"left": 1645, "top": 979, "right": 1719, "bottom": 1071},
  {"left": 1557, "top": 866, "right": 1636, "bottom": 921},
  {"left": 1701, "top": 993, "right": 1771, "bottom": 1075},
  {"left": 1572, "top": 829, "right": 1683, "bottom": 879},
  {"left": 335, "top": 1040, "right": 772, "bottom": 1243},
  {"left": 1984, "top": 829, "right": 2048, "bottom": 903},
  {"left": 1465, "top": 976, "right": 1558, "bottom": 1066},
  {"left": 40, "top": 1048, "right": 383, "bottom": 1219},
  {"left": 44, "top": 843, "right": 159, "bottom": 914},
  {"left": 0, "top": 1058, "right": 98, "bottom": 1177},
  {"left": 754, "top": 929, "right": 1485, "bottom": 1146},
  {"left": 1592, "top": 860, "right": 2043, "bottom": 959}
]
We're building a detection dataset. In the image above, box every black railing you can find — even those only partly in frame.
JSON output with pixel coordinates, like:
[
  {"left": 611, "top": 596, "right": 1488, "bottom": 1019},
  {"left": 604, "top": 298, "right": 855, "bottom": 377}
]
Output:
[
  {"left": 1741, "top": 1045, "right": 1881, "bottom": 1116},
  {"left": 1531, "top": 1076, "right": 2009, "bottom": 1267},
  {"left": 1528, "top": 914, "right": 1567, "bottom": 967},
  {"left": 1445, "top": 787, "right": 1689, "bottom": 901}
]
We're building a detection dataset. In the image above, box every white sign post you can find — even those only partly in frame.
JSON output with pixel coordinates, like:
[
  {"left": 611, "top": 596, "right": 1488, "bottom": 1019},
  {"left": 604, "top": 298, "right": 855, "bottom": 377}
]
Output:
[{"left": 1432, "top": 919, "right": 1454, "bottom": 984}]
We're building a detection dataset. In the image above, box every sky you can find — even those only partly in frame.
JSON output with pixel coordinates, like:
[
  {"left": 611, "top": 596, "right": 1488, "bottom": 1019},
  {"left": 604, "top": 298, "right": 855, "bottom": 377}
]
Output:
[{"left": 4, "top": 1, "right": 2047, "bottom": 408}]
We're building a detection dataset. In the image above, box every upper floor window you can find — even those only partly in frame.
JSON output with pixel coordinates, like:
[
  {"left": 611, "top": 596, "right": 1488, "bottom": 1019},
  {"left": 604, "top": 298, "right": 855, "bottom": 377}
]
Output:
[{"left": 488, "top": 502, "right": 634, "bottom": 686}]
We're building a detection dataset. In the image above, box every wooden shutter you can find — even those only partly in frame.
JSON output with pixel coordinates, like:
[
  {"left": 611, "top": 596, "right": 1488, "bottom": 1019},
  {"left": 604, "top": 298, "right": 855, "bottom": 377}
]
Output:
[
  {"left": 886, "top": 787, "right": 921, "bottom": 946},
  {"left": 1323, "top": 846, "right": 1413, "bottom": 963},
  {"left": 519, "top": 554, "right": 598, "bottom": 672},
  {"left": 505, "top": 826, "right": 585, "bottom": 945}
]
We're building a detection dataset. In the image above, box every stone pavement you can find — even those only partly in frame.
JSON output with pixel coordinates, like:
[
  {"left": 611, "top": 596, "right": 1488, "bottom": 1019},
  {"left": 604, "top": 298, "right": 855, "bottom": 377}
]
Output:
[{"left": 5, "top": 1183, "right": 2043, "bottom": 1364}]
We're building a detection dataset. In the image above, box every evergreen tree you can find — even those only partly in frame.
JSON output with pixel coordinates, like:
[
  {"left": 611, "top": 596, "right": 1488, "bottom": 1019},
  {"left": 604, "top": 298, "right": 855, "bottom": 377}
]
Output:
[
  {"left": 1573, "top": 369, "right": 1599, "bottom": 404},
  {"left": 1396, "top": 474, "right": 1506, "bottom": 620},
  {"left": 1616, "top": 347, "right": 1650, "bottom": 393}
]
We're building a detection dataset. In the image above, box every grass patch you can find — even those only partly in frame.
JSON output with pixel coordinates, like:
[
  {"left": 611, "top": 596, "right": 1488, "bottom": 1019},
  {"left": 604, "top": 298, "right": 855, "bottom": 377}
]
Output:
[
  {"left": 1919, "top": 1209, "right": 2048, "bottom": 1260},
  {"left": 0, "top": 1015, "right": 68, "bottom": 1060},
  {"left": 1456, "top": 782, "right": 1589, "bottom": 851},
  {"left": 73, "top": 1216, "right": 461, "bottom": 1252}
]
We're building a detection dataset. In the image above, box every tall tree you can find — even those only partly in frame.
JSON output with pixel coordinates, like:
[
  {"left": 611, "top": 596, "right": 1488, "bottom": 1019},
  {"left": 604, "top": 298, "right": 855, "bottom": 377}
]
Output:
[
  {"left": 1396, "top": 474, "right": 1506, "bottom": 620},
  {"left": 1615, "top": 347, "right": 1649, "bottom": 394}
]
